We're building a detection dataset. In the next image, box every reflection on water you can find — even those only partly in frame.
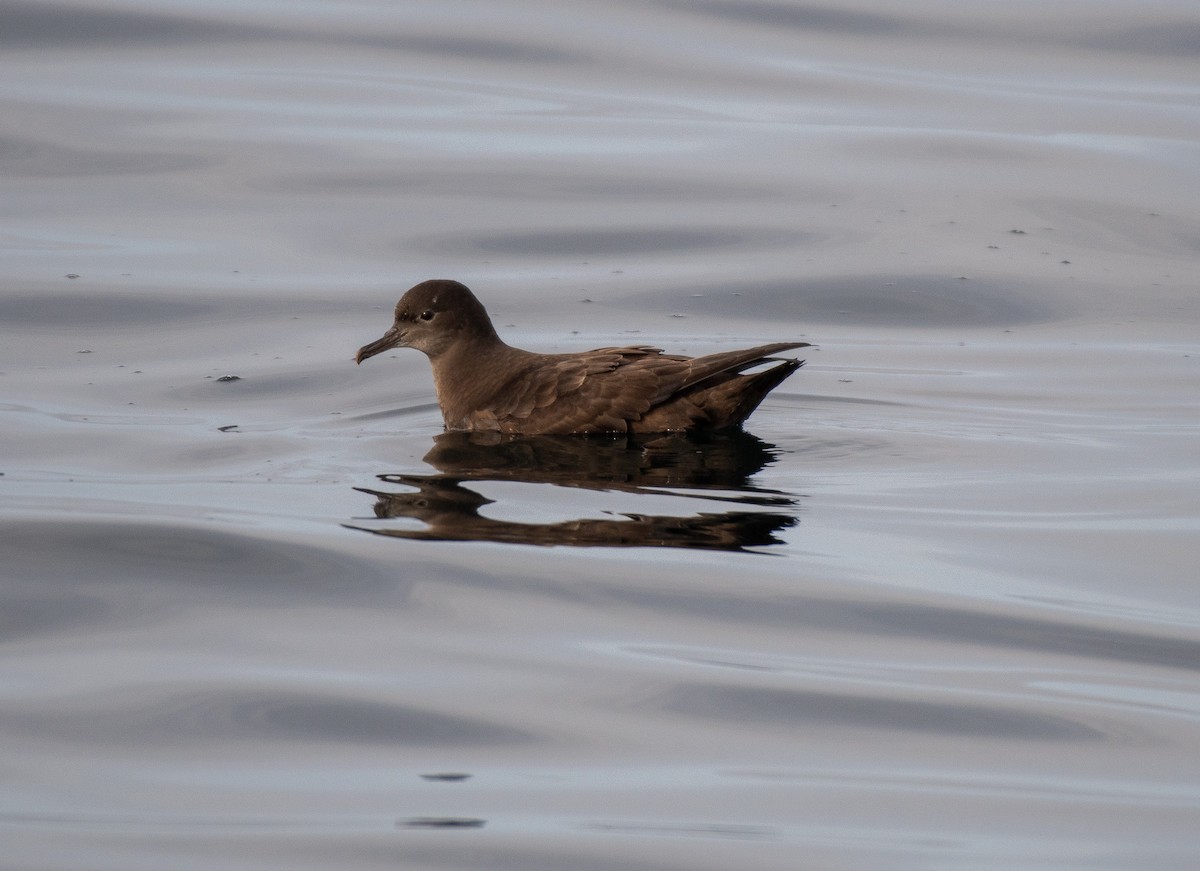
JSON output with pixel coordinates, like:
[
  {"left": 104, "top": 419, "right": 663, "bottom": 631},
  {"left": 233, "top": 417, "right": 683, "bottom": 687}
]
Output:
[
  {"left": 349, "top": 431, "right": 799, "bottom": 550},
  {"left": 398, "top": 817, "right": 487, "bottom": 830},
  {"left": 421, "top": 429, "right": 791, "bottom": 497}
]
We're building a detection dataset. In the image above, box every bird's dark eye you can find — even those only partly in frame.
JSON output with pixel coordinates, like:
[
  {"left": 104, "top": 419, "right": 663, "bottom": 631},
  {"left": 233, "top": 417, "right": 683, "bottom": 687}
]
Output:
[{"left": 419, "top": 309, "right": 435, "bottom": 322}]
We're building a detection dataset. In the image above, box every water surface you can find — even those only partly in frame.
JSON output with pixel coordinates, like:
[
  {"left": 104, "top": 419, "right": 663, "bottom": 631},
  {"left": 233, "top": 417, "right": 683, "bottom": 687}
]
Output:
[{"left": 3, "top": 1, "right": 1199, "bottom": 869}]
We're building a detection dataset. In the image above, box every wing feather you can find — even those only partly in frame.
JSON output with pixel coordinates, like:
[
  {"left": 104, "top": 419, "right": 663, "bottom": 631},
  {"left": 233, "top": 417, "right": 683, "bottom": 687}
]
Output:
[{"left": 462, "top": 341, "right": 808, "bottom": 434}]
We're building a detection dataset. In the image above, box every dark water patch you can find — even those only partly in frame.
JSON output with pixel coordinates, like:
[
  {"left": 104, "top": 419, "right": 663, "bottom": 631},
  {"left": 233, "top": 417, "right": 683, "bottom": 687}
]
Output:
[
  {"left": 0, "top": 593, "right": 110, "bottom": 644},
  {"left": 663, "top": 0, "right": 908, "bottom": 35},
  {"left": 0, "top": 289, "right": 366, "bottom": 329},
  {"left": 415, "top": 227, "right": 801, "bottom": 259},
  {"left": 2, "top": 687, "right": 534, "bottom": 747},
  {"left": 662, "top": 684, "right": 1107, "bottom": 741},
  {"left": 0, "top": 0, "right": 581, "bottom": 70},
  {"left": 343, "top": 33, "right": 580, "bottom": 64},
  {"left": 0, "top": 0, "right": 274, "bottom": 47},
  {"left": 632, "top": 275, "right": 1067, "bottom": 328},
  {"left": 0, "top": 293, "right": 219, "bottom": 326},
  {"left": 0, "top": 1, "right": 578, "bottom": 64},
  {"left": 266, "top": 168, "right": 788, "bottom": 203},
  {"left": 1077, "top": 22, "right": 1200, "bottom": 56},
  {"left": 0, "top": 521, "right": 397, "bottom": 609},
  {"left": 399, "top": 817, "right": 487, "bottom": 829},
  {"left": 0, "top": 135, "right": 212, "bottom": 178},
  {"left": 667, "top": 1, "right": 1200, "bottom": 59}
]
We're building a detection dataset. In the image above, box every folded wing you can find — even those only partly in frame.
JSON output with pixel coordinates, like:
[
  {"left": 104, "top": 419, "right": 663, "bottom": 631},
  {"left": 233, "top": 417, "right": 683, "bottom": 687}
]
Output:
[{"left": 476, "top": 342, "right": 809, "bottom": 434}]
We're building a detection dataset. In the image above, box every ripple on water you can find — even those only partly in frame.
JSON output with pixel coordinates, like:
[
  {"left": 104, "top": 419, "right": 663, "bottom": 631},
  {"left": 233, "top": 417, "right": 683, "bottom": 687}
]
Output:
[
  {"left": 659, "top": 683, "right": 1108, "bottom": 741},
  {"left": 412, "top": 226, "right": 808, "bottom": 258},
  {"left": 0, "top": 293, "right": 218, "bottom": 326},
  {"left": 0, "top": 519, "right": 398, "bottom": 638},
  {"left": 634, "top": 274, "right": 1072, "bottom": 328},
  {"left": 1, "top": 686, "right": 534, "bottom": 748}
]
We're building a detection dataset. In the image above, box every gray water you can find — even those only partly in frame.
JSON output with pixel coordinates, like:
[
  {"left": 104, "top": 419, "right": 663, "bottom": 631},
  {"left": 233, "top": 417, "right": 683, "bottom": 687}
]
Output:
[{"left": 3, "top": 1, "right": 1200, "bottom": 868}]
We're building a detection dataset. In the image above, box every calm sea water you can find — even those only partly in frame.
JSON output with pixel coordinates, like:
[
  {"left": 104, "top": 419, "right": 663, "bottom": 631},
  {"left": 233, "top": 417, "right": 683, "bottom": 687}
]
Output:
[{"left": 3, "top": 1, "right": 1199, "bottom": 868}]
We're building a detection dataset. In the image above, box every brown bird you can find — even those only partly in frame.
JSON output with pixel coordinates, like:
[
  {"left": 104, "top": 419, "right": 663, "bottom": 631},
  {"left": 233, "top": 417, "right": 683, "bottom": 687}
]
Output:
[{"left": 355, "top": 279, "right": 809, "bottom": 435}]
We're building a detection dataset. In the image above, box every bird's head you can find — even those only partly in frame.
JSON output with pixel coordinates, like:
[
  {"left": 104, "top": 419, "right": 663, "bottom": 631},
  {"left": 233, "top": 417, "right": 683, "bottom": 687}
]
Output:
[{"left": 355, "top": 279, "right": 499, "bottom": 363}]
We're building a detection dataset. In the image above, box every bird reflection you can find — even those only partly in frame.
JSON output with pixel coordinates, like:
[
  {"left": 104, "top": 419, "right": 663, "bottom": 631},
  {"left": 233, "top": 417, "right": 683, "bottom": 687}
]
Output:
[{"left": 347, "top": 431, "right": 799, "bottom": 551}]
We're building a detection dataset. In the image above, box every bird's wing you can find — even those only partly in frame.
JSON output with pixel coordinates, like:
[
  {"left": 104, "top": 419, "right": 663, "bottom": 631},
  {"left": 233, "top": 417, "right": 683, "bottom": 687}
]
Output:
[
  {"left": 479, "top": 342, "right": 808, "bottom": 434},
  {"left": 483, "top": 347, "right": 686, "bottom": 433},
  {"left": 677, "top": 341, "right": 811, "bottom": 390}
]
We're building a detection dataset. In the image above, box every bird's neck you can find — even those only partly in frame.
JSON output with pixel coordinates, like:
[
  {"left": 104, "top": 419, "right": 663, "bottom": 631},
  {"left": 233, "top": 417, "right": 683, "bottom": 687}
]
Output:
[{"left": 428, "top": 335, "right": 533, "bottom": 429}]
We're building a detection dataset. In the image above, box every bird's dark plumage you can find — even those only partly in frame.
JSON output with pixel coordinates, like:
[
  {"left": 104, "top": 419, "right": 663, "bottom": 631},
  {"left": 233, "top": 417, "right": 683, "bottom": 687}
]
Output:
[{"left": 355, "top": 279, "right": 809, "bottom": 435}]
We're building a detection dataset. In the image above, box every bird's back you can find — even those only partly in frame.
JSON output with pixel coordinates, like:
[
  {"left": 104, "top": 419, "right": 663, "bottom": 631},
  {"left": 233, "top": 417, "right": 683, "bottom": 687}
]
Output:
[{"left": 448, "top": 342, "right": 807, "bottom": 434}]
